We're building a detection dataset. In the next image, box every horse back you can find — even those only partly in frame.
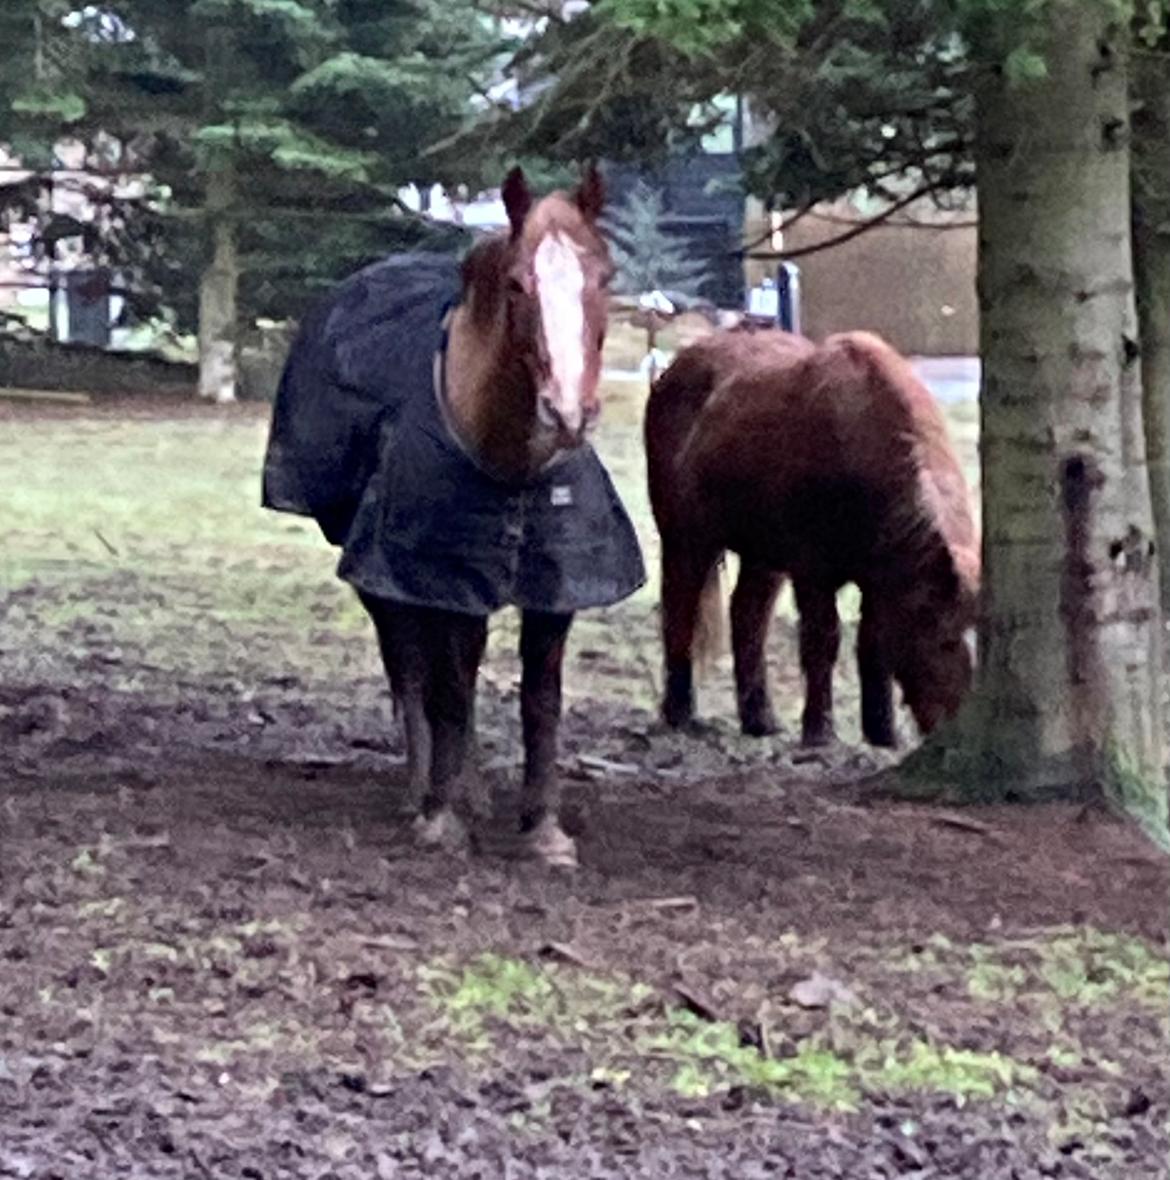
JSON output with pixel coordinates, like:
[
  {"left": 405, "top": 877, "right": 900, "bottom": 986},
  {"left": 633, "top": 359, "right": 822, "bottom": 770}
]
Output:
[
  {"left": 644, "top": 329, "right": 812, "bottom": 534},
  {"left": 818, "top": 331, "right": 978, "bottom": 568},
  {"left": 651, "top": 327, "right": 976, "bottom": 590}
]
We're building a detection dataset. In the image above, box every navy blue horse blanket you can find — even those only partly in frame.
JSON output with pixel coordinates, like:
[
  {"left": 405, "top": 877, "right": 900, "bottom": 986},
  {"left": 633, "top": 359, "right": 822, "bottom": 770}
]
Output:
[{"left": 261, "top": 252, "right": 646, "bottom": 616}]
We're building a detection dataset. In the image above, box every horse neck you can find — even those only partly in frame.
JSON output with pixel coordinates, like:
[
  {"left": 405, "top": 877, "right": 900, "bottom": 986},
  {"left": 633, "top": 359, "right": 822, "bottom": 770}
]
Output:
[{"left": 445, "top": 303, "right": 555, "bottom": 481}]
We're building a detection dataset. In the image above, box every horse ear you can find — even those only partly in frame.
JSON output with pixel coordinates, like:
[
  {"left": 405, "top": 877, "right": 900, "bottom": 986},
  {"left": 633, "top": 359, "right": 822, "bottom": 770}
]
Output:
[
  {"left": 576, "top": 163, "right": 605, "bottom": 222},
  {"left": 502, "top": 167, "right": 531, "bottom": 238}
]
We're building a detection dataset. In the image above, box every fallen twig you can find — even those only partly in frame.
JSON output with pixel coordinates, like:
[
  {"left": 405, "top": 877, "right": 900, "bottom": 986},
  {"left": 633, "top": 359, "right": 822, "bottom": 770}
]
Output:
[
  {"left": 537, "top": 941, "right": 592, "bottom": 969},
  {"left": 671, "top": 982, "right": 721, "bottom": 1023},
  {"left": 576, "top": 753, "right": 641, "bottom": 777},
  {"left": 929, "top": 811, "right": 1000, "bottom": 838},
  {"left": 639, "top": 895, "right": 699, "bottom": 912},
  {"left": 362, "top": 934, "right": 420, "bottom": 953}
]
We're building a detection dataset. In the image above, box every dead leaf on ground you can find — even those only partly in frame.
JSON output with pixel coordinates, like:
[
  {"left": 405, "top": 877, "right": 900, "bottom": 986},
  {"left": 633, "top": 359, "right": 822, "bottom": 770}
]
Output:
[{"left": 786, "top": 972, "right": 857, "bottom": 1010}]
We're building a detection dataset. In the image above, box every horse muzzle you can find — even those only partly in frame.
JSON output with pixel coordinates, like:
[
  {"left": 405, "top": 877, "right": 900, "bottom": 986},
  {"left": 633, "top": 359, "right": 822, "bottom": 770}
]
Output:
[{"left": 537, "top": 393, "right": 598, "bottom": 446}]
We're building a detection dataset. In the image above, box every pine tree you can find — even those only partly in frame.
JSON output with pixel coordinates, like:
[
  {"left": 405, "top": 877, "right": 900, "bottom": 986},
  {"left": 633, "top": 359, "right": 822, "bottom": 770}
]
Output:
[
  {"left": 604, "top": 181, "right": 707, "bottom": 298},
  {"left": 498, "top": 0, "right": 1170, "bottom": 825},
  {"left": 1, "top": 0, "right": 501, "bottom": 397}
]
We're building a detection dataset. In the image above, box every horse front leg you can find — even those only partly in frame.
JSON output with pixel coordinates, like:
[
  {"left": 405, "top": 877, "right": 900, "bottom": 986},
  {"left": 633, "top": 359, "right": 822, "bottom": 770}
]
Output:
[
  {"left": 660, "top": 536, "right": 720, "bottom": 729},
  {"left": 794, "top": 578, "right": 839, "bottom": 747},
  {"left": 518, "top": 609, "right": 576, "bottom": 867},
  {"left": 857, "top": 596, "right": 897, "bottom": 748},
  {"left": 730, "top": 560, "right": 785, "bottom": 736},
  {"left": 361, "top": 595, "right": 431, "bottom": 813},
  {"left": 416, "top": 609, "right": 487, "bottom": 852}
]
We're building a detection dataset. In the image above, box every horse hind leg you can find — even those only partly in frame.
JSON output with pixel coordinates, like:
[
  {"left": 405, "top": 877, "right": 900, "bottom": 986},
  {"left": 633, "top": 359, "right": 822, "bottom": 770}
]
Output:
[
  {"left": 794, "top": 578, "right": 840, "bottom": 747},
  {"left": 518, "top": 609, "right": 576, "bottom": 868},
  {"left": 730, "top": 560, "right": 785, "bottom": 736},
  {"left": 660, "top": 536, "right": 722, "bottom": 729}
]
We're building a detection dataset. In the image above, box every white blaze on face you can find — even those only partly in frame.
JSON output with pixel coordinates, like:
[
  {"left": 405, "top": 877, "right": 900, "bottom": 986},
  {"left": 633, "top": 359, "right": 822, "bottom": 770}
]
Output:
[{"left": 533, "top": 232, "right": 587, "bottom": 432}]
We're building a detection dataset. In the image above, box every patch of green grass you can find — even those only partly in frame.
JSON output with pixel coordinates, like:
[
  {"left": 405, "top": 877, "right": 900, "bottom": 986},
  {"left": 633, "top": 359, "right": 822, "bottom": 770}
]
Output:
[
  {"left": 860, "top": 1039, "right": 1026, "bottom": 1102},
  {"left": 648, "top": 1010, "right": 1030, "bottom": 1109},
  {"left": 420, "top": 952, "right": 655, "bottom": 1048},
  {"left": 427, "top": 953, "right": 560, "bottom": 1025},
  {"left": 645, "top": 1009, "right": 860, "bottom": 1107},
  {"left": 1033, "top": 929, "right": 1169, "bottom": 1006},
  {"left": 965, "top": 929, "right": 1169, "bottom": 1008},
  {"left": 421, "top": 953, "right": 1033, "bottom": 1112},
  {"left": 902, "top": 928, "right": 1168, "bottom": 1009}
]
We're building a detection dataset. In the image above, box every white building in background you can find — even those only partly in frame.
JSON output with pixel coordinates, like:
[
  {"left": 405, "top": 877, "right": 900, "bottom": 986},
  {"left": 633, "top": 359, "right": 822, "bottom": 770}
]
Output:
[{"left": 0, "top": 137, "right": 143, "bottom": 343}]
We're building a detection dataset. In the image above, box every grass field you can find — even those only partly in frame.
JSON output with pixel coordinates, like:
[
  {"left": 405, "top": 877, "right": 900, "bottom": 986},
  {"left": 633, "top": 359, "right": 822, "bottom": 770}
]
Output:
[{"left": 0, "top": 351, "right": 981, "bottom": 729}]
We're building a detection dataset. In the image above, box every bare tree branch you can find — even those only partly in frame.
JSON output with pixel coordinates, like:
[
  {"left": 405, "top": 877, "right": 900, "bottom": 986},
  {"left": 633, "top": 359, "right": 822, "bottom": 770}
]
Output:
[{"left": 739, "top": 182, "right": 941, "bottom": 260}]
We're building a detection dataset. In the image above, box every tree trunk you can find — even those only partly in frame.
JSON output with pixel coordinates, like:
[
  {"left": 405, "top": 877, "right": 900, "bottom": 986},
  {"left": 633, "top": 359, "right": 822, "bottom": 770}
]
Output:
[
  {"left": 198, "top": 167, "right": 238, "bottom": 403},
  {"left": 1132, "top": 46, "right": 1170, "bottom": 614},
  {"left": 912, "top": 2, "right": 1165, "bottom": 821}
]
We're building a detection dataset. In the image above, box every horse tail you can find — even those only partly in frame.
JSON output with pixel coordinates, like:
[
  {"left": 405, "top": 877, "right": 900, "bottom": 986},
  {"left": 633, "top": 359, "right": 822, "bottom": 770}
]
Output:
[{"left": 692, "top": 556, "right": 727, "bottom": 677}]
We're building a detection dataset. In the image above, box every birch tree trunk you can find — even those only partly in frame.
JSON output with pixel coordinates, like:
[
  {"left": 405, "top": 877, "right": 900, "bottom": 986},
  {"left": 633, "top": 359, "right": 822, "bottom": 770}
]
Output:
[
  {"left": 1132, "top": 44, "right": 1170, "bottom": 613},
  {"left": 914, "top": 1, "right": 1165, "bottom": 820},
  {"left": 198, "top": 166, "right": 238, "bottom": 403}
]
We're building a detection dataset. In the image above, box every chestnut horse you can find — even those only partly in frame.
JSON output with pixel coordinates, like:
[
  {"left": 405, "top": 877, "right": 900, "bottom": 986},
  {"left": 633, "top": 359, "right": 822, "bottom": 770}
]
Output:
[
  {"left": 645, "top": 329, "right": 979, "bottom": 747},
  {"left": 264, "top": 167, "right": 642, "bottom": 868},
  {"left": 362, "top": 169, "right": 631, "bottom": 868}
]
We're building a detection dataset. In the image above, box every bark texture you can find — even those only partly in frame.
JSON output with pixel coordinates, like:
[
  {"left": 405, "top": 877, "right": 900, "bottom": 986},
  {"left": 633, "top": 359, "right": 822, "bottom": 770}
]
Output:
[
  {"left": 1132, "top": 45, "right": 1170, "bottom": 613},
  {"left": 198, "top": 168, "right": 238, "bottom": 403},
  {"left": 923, "top": 2, "right": 1165, "bottom": 812}
]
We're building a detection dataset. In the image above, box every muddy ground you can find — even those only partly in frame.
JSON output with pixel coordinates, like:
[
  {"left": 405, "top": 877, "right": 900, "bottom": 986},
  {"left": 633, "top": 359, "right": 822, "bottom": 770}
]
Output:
[{"left": 0, "top": 396, "right": 1167, "bottom": 1178}]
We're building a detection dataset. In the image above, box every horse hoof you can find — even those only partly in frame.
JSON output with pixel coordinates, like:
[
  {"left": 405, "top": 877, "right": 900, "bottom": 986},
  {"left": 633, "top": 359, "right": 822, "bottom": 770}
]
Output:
[
  {"left": 800, "top": 726, "right": 836, "bottom": 748},
  {"left": 412, "top": 809, "right": 470, "bottom": 853},
  {"left": 741, "top": 712, "right": 781, "bottom": 738},
  {"left": 864, "top": 731, "right": 898, "bottom": 750},
  {"left": 524, "top": 818, "right": 578, "bottom": 869},
  {"left": 661, "top": 699, "right": 694, "bottom": 730}
]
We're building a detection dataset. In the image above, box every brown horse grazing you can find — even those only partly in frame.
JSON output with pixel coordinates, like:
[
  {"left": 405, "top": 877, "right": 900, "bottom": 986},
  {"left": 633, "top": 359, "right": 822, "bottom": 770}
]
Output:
[
  {"left": 263, "top": 166, "right": 644, "bottom": 868},
  {"left": 645, "top": 328, "right": 979, "bottom": 747}
]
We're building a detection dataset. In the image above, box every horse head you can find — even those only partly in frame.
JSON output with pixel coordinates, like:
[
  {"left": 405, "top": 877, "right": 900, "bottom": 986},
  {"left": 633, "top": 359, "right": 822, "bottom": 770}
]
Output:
[
  {"left": 466, "top": 165, "right": 614, "bottom": 448},
  {"left": 893, "top": 542, "right": 980, "bottom": 734}
]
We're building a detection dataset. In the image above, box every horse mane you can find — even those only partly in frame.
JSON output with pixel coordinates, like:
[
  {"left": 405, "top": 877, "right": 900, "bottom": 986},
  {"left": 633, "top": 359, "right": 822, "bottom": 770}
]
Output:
[
  {"left": 819, "top": 331, "right": 979, "bottom": 594},
  {"left": 460, "top": 235, "right": 510, "bottom": 331}
]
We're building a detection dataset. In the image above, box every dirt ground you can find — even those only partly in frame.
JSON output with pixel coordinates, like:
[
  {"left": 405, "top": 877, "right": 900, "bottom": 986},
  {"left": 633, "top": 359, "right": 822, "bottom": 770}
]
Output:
[{"left": 1, "top": 395, "right": 1167, "bottom": 1178}]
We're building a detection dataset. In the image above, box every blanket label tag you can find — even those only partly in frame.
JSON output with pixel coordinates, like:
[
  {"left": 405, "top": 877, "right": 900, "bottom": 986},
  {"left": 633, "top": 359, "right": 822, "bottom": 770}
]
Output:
[{"left": 550, "top": 485, "right": 573, "bottom": 507}]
